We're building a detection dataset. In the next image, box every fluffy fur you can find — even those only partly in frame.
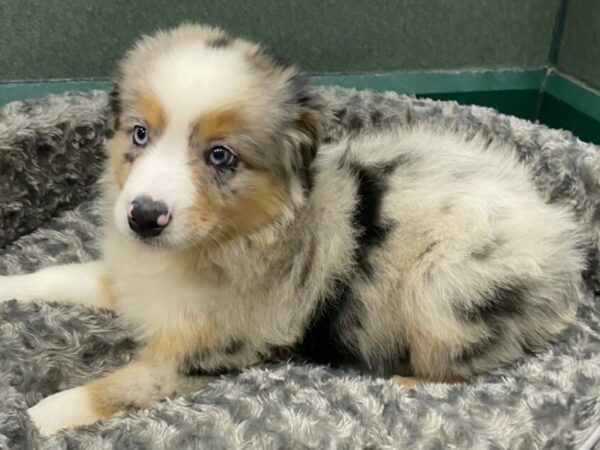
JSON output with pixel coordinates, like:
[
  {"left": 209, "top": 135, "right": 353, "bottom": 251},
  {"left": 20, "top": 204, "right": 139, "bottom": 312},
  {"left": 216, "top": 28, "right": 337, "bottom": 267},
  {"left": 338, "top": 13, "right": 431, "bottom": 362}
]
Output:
[{"left": 0, "top": 24, "right": 586, "bottom": 435}]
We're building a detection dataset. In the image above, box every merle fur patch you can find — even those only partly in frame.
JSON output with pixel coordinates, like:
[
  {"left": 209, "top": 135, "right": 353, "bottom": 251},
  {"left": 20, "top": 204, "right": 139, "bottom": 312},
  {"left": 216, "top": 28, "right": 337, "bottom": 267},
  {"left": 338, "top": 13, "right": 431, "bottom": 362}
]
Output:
[
  {"left": 108, "top": 84, "right": 122, "bottom": 131},
  {"left": 258, "top": 45, "right": 292, "bottom": 70},
  {"left": 207, "top": 35, "right": 232, "bottom": 48},
  {"left": 471, "top": 242, "right": 496, "bottom": 260},
  {"left": 296, "top": 160, "right": 400, "bottom": 366},
  {"left": 455, "top": 283, "right": 526, "bottom": 323},
  {"left": 347, "top": 113, "right": 364, "bottom": 132},
  {"left": 348, "top": 162, "right": 395, "bottom": 278},
  {"left": 182, "top": 364, "right": 239, "bottom": 377},
  {"left": 296, "top": 279, "right": 358, "bottom": 367},
  {"left": 300, "top": 167, "right": 315, "bottom": 195},
  {"left": 334, "top": 108, "right": 347, "bottom": 121},
  {"left": 370, "top": 110, "right": 383, "bottom": 126},
  {"left": 455, "top": 329, "right": 502, "bottom": 364},
  {"left": 223, "top": 339, "right": 245, "bottom": 355}
]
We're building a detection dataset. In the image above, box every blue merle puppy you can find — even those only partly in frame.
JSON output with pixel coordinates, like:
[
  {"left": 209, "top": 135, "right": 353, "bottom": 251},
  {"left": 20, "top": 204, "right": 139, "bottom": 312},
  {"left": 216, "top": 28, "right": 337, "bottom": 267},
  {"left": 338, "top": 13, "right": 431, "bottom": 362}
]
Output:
[{"left": 0, "top": 24, "right": 585, "bottom": 435}]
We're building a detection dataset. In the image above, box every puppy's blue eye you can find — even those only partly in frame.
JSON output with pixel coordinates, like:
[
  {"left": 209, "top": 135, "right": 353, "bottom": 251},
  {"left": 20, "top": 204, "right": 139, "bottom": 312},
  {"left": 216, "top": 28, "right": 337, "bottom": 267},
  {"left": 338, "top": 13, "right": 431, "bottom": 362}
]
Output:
[
  {"left": 208, "top": 145, "right": 237, "bottom": 167},
  {"left": 132, "top": 125, "right": 149, "bottom": 146}
]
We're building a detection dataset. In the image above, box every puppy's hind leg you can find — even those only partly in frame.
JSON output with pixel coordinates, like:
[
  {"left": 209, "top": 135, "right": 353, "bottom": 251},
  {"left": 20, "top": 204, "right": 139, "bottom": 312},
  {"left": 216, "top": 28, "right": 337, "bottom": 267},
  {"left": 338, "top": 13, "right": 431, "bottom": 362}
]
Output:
[{"left": 0, "top": 261, "right": 115, "bottom": 309}]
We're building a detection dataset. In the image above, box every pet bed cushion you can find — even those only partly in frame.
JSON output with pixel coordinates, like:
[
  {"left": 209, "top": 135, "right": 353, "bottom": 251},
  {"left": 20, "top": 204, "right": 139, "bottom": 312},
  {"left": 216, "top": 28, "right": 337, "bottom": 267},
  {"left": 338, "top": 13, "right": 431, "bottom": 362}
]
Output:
[{"left": 0, "top": 87, "right": 599, "bottom": 449}]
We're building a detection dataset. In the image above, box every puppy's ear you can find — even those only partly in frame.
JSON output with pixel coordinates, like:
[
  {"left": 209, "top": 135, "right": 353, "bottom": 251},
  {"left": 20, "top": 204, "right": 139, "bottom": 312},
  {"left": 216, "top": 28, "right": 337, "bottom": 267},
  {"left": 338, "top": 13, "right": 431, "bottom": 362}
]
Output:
[
  {"left": 107, "top": 83, "right": 122, "bottom": 133},
  {"left": 295, "top": 110, "right": 319, "bottom": 170},
  {"left": 292, "top": 75, "right": 321, "bottom": 167}
]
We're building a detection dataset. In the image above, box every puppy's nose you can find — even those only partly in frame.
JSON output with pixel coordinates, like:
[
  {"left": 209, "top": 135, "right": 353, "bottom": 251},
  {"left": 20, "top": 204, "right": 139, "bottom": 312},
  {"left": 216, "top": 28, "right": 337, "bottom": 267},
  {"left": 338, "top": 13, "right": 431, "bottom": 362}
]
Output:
[{"left": 127, "top": 196, "right": 171, "bottom": 238}]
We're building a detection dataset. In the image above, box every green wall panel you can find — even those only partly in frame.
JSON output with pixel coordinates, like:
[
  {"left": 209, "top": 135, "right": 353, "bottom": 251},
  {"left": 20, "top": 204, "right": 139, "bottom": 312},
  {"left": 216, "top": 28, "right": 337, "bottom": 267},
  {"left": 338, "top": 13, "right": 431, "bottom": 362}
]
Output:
[
  {"left": 1, "top": 71, "right": 600, "bottom": 146},
  {"left": 0, "top": 70, "right": 544, "bottom": 120},
  {"left": 539, "top": 94, "right": 600, "bottom": 146},
  {"left": 557, "top": 0, "right": 600, "bottom": 91},
  {"left": 0, "top": 0, "right": 558, "bottom": 82}
]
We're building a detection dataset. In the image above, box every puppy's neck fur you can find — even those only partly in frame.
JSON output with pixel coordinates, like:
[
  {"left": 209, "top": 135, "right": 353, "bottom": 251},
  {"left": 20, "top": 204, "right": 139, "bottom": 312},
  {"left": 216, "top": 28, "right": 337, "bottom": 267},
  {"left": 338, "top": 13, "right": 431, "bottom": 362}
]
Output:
[{"left": 204, "top": 185, "right": 314, "bottom": 282}]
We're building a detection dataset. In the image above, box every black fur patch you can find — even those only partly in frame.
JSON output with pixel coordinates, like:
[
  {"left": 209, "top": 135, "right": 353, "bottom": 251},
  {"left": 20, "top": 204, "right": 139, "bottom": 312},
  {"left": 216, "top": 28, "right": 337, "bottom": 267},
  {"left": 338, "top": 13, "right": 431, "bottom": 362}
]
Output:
[
  {"left": 124, "top": 151, "right": 135, "bottom": 163},
  {"left": 582, "top": 246, "right": 600, "bottom": 294},
  {"left": 455, "top": 283, "right": 526, "bottom": 323},
  {"left": 259, "top": 45, "right": 292, "bottom": 70},
  {"left": 548, "top": 175, "right": 574, "bottom": 204},
  {"left": 417, "top": 241, "right": 439, "bottom": 260},
  {"left": 381, "top": 155, "right": 414, "bottom": 174},
  {"left": 370, "top": 110, "right": 383, "bottom": 126},
  {"left": 348, "top": 162, "right": 395, "bottom": 278},
  {"left": 296, "top": 279, "right": 358, "bottom": 366},
  {"left": 109, "top": 84, "right": 121, "bottom": 116},
  {"left": 108, "top": 84, "right": 121, "bottom": 130},
  {"left": 383, "top": 345, "right": 413, "bottom": 377},
  {"left": 183, "top": 364, "right": 239, "bottom": 377},
  {"left": 296, "top": 112, "right": 319, "bottom": 167},
  {"left": 455, "top": 329, "right": 501, "bottom": 364},
  {"left": 470, "top": 240, "right": 499, "bottom": 260},
  {"left": 223, "top": 339, "right": 245, "bottom": 355},
  {"left": 296, "top": 160, "right": 399, "bottom": 367},
  {"left": 334, "top": 108, "right": 347, "bottom": 121},
  {"left": 290, "top": 74, "right": 317, "bottom": 108},
  {"left": 300, "top": 167, "right": 315, "bottom": 195},
  {"left": 181, "top": 339, "right": 245, "bottom": 376},
  {"left": 104, "top": 127, "right": 116, "bottom": 140},
  {"left": 347, "top": 113, "right": 364, "bottom": 132},
  {"left": 207, "top": 35, "right": 232, "bottom": 48}
]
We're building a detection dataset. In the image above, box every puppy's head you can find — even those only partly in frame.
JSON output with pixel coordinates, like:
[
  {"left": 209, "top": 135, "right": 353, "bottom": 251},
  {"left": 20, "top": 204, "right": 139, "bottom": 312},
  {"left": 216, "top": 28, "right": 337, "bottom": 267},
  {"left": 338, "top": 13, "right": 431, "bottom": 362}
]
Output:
[{"left": 106, "top": 24, "right": 319, "bottom": 249}]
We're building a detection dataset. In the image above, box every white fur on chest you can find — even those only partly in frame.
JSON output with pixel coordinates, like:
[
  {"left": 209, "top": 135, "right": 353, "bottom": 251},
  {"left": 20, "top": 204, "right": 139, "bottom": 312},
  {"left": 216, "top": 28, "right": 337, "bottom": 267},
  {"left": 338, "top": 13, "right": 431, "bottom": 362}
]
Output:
[
  {"left": 103, "top": 232, "right": 219, "bottom": 340},
  {"left": 101, "top": 229, "right": 308, "bottom": 347}
]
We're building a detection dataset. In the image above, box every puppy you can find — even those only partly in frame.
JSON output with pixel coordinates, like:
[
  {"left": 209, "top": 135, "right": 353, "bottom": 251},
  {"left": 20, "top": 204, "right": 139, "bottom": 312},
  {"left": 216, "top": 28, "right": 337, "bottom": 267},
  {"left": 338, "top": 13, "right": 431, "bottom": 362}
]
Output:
[{"left": 0, "top": 24, "right": 585, "bottom": 435}]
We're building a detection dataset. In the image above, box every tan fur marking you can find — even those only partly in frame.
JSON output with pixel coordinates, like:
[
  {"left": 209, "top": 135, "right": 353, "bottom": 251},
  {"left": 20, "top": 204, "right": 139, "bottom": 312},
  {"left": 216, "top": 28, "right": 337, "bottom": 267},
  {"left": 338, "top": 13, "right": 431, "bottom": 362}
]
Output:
[
  {"left": 86, "top": 361, "right": 148, "bottom": 419},
  {"left": 391, "top": 376, "right": 422, "bottom": 388},
  {"left": 86, "top": 323, "right": 218, "bottom": 419},
  {"left": 143, "top": 322, "right": 219, "bottom": 362},
  {"left": 138, "top": 94, "right": 166, "bottom": 130},
  {"left": 186, "top": 167, "right": 287, "bottom": 243},
  {"left": 98, "top": 276, "right": 117, "bottom": 310},
  {"left": 297, "top": 111, "right": 319, "bottom": 164},
  {"left": 218, "top": 171, "right": 286, "bottom": 239},
  {"left": 196, "top": 108, "right": 248, "bottom": 142}
]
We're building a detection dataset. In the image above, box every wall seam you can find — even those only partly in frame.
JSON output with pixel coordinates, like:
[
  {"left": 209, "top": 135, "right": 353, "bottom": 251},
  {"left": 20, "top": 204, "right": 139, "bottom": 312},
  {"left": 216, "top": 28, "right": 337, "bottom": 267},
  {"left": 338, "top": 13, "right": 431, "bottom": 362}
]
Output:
[{"left": 534, "top": 0, "right": 571, "bottom": 121}]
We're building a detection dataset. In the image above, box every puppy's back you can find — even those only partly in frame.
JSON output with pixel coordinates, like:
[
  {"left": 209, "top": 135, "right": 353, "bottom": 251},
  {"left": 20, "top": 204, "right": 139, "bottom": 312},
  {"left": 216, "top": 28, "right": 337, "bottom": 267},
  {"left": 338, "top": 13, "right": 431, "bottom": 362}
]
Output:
[{"left": 302, "top": 127, "right": 584, "bottom": 379}]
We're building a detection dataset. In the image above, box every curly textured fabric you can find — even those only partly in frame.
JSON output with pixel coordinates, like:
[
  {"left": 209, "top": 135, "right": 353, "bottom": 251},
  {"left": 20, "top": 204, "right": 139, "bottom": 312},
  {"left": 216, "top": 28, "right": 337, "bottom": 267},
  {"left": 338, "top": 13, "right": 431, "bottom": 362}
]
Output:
[
  {"left": 0, "top": 88, "right": 598, "bottom": 449},
  {"left": 0, "top": 91, "right": 109, "bottom": 248}
]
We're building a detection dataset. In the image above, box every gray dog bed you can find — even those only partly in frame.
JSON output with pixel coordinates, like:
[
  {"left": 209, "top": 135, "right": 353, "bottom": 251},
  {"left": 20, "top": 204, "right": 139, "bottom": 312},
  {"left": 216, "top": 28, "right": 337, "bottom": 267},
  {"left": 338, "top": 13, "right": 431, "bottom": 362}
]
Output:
[{"left": 0, "top": 86, "right": 599, "bottom": 449}]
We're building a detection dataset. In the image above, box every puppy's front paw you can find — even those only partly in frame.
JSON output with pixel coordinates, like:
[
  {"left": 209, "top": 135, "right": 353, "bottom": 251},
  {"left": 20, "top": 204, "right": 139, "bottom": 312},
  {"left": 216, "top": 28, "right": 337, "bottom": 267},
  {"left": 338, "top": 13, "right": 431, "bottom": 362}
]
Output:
[{"left": 28, "top": 387, "right": 100, "bottom": 436}]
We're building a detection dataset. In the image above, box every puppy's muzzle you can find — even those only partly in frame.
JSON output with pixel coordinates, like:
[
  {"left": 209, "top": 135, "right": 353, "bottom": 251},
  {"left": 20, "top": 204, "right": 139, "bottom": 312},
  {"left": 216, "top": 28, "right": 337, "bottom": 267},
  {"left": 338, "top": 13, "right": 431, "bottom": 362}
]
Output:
[{"left": 127, "top": 196, "right": 171, "bottom": 238}]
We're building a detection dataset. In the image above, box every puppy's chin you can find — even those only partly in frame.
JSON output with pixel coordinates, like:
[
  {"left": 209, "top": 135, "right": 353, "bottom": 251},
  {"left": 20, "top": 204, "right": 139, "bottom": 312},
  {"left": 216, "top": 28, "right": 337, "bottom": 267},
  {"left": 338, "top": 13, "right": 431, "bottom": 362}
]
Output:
[{"left": 131, "top": 234, "right": 171, "bottom": 250}]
